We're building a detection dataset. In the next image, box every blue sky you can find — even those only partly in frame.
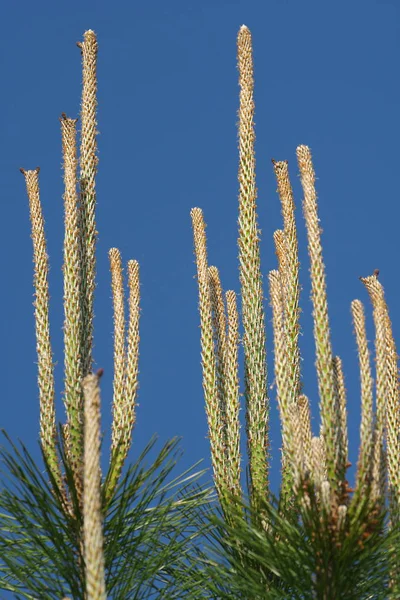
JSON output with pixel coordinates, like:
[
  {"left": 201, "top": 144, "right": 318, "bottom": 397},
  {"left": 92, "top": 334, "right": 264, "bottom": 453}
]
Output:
[{"left": 2, "top": 0, "right": 400, "bottom": 514}]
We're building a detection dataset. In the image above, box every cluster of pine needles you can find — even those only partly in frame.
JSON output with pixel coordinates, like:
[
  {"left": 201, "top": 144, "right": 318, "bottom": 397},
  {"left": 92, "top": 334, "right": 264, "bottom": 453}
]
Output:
[{"left": 0, "top": 24, "right": 399, "bottom": 600}]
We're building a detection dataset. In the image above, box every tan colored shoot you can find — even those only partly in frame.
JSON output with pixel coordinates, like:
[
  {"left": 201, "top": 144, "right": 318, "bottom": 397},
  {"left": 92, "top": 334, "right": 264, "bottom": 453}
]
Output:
[
  {"left": 77, "top": 30, "right": 98, "bottom": 379},
  {"left": 106, "top": 256, "right": 140, "bottom": 504},
  {"left": 298, "top": 394, "right": 312, "bottom": 476},
  {"left": 360, "top": 275, "right": 387, "bottom": 504},
  {"left": 82, "top": 372, "right": 107, "bottom": 600},
  {"left": 208, "top": 265, "right": 228, "bottom": 445},
  {"left": 268, "top": 269, "right": 292, "bottom": 464},
  {"left": 272, "top": 160, "right": 302, "bottom": 402},
  {"left": 297, "top": 145, "right": 339, "bottom": 493},
  {"left": 20, "top": 168, "right": 61, "bottom": 490},
  {"left": 332, "top": 356, "right": 348, "bottom": 484},
  {"left": 237, "top": 24, "right": 269, "bottom": 505},
  {"left": 351, "top": 299, "right": 375, "bottom": 502},
  {"left": 382, "top": 295, "right": 400, "bottom": 515},
  {"left": 124, "top": 259, "right": 140, "bottom": 442},
  {"left": 224, "top": 290, "right": 242, "bottom": 498},
  {"left": 273, "top": 229, "right": 287, "bottom": 293},
  {"left": 109, "top": 248, "right": 127, "bottom": 447},
  {"left": 60, "top": 114, "right": 84, "bottom": 502},
  {"left": 191, "top": 207, "right": 228, "bottom": 503},
  {"left": 269, "top": 268, "right": 298, "bottom": 503},
  {"left": 361, "top": 274, "right": 399, "bottom": 514}
]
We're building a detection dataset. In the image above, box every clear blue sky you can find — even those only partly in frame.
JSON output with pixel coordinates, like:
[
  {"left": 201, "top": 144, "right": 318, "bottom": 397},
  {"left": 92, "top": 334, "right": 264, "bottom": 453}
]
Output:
[{"left": 2, "top": 0, "right": 400, "bottom": 507}]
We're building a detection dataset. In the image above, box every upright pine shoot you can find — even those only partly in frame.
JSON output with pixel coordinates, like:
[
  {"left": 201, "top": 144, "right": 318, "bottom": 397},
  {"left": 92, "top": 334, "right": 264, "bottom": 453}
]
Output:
[
  {"left": 78, "top": 30, "right": 98, "bottom": 378},
  {"left": 360, "top": 275, "right": 388, "bottom": 508},
  {"left": 272, "top": 160, "right": 302, "bottom": 401},
  {"left": 123, "top": 259, "right": 140, "bottom": 446},
  {"left": 297, "top": 145, "right": 340, "bottom": 495},
  {"left": 191, "top": 208, "right": 228, "bottom": 504},
  {"left": 20, "top": 168, "right": 62, "bottom": 491},
  {"left": 105, "top": 256, "right": 141, "bottom": 503},
  {"left": 224, "top": 290, "right": 242, "bottom": 499},
  {"left": 237, "top": 25, "right": 269, "bottom": 506},
  {"left": 60, "top": 114, "right": 84, "bottom": 502},
  {"left": 109, "top": 248, "right": 127, "bottom": 448},
  {"left": 82, "top": 372, "right": 106, "bottom": 600},
  {"left": 208, "top": 265, "right": 228, "bottom": 446},
  {"left": 351, "top": 299, "right": 375, "bottom": 503}
]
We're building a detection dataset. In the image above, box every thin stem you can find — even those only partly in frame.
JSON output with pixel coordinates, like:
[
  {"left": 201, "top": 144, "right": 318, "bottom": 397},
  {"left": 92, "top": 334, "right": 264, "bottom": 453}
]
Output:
[
  {"left": 78, "top": 29, "right": 98, "bottom": 378},
  {"left": 82, "top": 372, "right": 106, "bottom": 600},
  {"left": 225, "top": 289, "right": 242, "bottom": 499},
  {"left": 297, "top": 145, "right": 339, "bottom": 494},
  {"left": 109, "top": 248, "right": 127, "bottom": 450},
  {"left": 60, "top": 114, "right": 84, "bottom": 503},
  {"left": 272, "top": 159, "right": 302, "bottom": 401},
  {"left": 20, "top": 167, "right": 62, "bottom": 491},
  {"left": 237, "top": 25, "right": 269, "bottom": 506},
  {"left": 208, "top": 266, "right": 228, "bottom": 448},
  {"left": 191, "top": 208, "right": 228, "bottom": 504}
]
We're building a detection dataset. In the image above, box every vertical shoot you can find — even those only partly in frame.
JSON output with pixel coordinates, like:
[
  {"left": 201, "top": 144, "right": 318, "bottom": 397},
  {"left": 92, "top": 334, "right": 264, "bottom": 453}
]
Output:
[{"left": 237, "top": 25, "right": 269, "bottom": 504}]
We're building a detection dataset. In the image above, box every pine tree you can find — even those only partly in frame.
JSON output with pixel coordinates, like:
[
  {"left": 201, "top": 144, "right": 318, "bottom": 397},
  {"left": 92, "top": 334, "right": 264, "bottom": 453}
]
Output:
[{"left": 191, "top": 25, "right": 400, "bottom": 599}]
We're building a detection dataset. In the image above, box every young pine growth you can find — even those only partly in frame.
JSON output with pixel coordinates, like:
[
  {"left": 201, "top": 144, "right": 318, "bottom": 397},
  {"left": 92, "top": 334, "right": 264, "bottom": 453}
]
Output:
[
  {"left": 18, "top": 30, "right": 140, "bottom": 598},
  {"left": 9, "top": 30, "right": 213, "bottom": 600},
  {"left": 192, "top": 24, "right": 400, "bottom": 598}
]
